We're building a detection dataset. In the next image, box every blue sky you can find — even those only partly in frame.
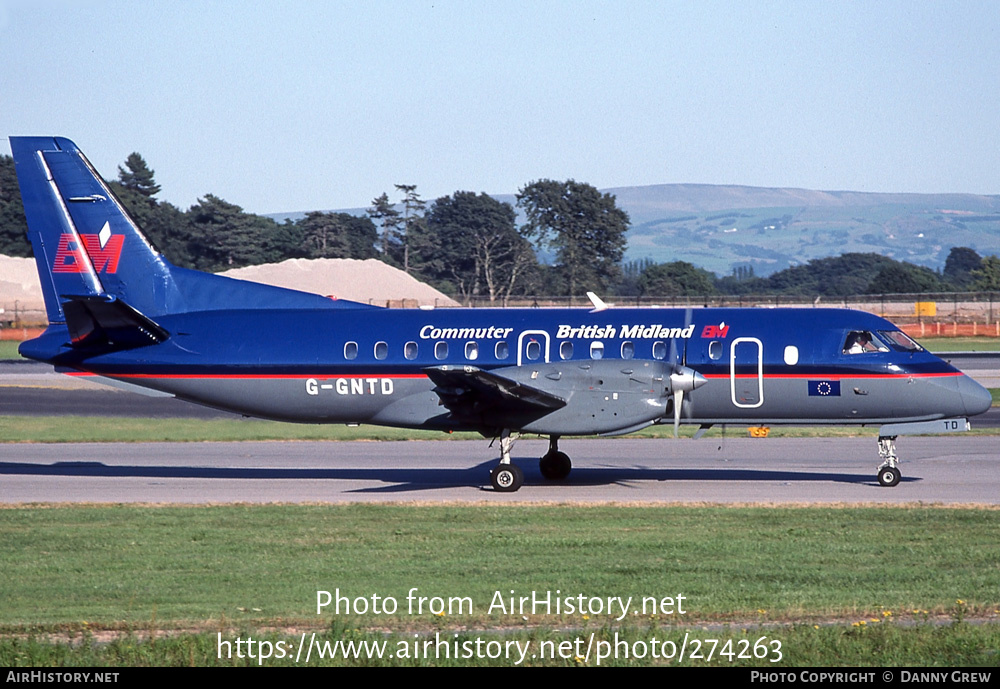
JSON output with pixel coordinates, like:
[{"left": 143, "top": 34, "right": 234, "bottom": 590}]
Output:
[{"left": 2, "top": 0, "right": 998, "bottom": 214}]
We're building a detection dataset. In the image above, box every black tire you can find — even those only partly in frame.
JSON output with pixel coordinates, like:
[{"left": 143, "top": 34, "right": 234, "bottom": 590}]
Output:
[
  {"left": 877, "top": 466, "right": 901, "bottom": 487},
  {"left": 539, "top": 451, "right": 572, "bottom": 481},
  {"left": 490, "top": 464, "right": 524, "bottom": 492}
]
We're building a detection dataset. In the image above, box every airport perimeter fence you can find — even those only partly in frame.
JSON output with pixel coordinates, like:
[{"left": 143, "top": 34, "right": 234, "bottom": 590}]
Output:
[
  {"left": 4, "top": 292, "right": 1000, "bottom": 339},
  {"left": 429, "top": 292, "right": 1000, "bottom": 337}
]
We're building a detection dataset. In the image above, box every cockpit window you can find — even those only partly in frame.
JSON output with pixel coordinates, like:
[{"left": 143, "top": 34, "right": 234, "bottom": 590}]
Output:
[
  {"left": 843, "top": 330, "right": 889, "bottom": 354},
  {"left": 878, "top": 330, "right": 924, "bottom": 352}
]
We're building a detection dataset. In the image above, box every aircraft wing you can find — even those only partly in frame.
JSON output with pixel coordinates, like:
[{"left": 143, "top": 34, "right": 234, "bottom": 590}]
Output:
[{"left": 424, "top": 365, "right": 566, "bottom": 423}]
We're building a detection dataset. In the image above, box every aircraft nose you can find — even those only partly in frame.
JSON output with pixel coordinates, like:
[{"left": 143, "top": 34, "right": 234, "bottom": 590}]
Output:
[{"left": 958, "top": 375, "right": 992, "bottom": 417}]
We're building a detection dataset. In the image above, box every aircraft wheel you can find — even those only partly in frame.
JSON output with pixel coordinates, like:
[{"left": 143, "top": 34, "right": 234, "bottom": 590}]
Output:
[
  {"left": 491, "top": 464, "right": 524, "bottom": 492},
  {"left": 539, "top": 451, "right": 572, "bottom": 480},
  {"left": 877, "top": 466, "right": 901, "bottom": 487}
]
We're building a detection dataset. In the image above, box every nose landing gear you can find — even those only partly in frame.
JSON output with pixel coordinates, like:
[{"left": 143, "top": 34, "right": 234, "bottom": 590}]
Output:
[
  {"left": 876, "top": 435, "right": 901, "bottom": 487},
  {"left": 489, "top": 429, "right": 524, "bottom": 492}
]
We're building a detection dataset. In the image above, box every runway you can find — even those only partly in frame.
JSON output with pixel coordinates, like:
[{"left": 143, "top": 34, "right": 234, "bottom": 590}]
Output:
[
  {"left": 1, "top": 436, "right": 997, "bottom": 504},
  {"left": 2, "top": 357, "right": 997, "bottom": 504}
]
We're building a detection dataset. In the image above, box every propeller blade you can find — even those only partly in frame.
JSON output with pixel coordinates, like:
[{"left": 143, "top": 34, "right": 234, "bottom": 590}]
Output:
[
  {"left": 683, "top": 306, "right": 692, "bottom": 366},
  {"left": 673, "top": 389, "right": 683, "bottom": 438}
]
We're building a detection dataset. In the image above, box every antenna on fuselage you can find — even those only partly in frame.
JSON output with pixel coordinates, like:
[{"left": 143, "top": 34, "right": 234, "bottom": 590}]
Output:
[{"left": 586, "top": 291, "right": 609, "bottom": 313}]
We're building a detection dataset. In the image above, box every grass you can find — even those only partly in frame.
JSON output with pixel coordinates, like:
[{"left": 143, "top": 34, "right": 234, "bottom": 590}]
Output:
[
  {"left": 1, "top": 504, "right": 997, "bottom": 628},
  {"left": 918, "top": 336, "right": 1000, "bottom": 352},
  {"left": 0, "top": 504, "right": 998, "bottom": 666},
  {"left": 3, "top": 622, "right": 999, "bottom": 666},
  {"left": 4, "top": 414, "right": 1000, "bottom": 444},
  {"left": 0, "top": 340, "right": 23, "bottom": 359},
  {"left": 0, "top": 415, "right": 486, "bottom": 443}
]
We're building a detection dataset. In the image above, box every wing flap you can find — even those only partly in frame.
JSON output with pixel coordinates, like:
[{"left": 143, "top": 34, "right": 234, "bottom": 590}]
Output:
[{"left": 424, "top": 365, "right": 566, "bottom": 420}]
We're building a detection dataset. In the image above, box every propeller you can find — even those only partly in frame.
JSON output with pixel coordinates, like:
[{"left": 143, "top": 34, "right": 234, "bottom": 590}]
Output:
[
  {"left": 669, "top": 365, "right": 707, "bottom": 437},
  {"left": 668, "top": 305, "right": 706, "bottom": 438}
]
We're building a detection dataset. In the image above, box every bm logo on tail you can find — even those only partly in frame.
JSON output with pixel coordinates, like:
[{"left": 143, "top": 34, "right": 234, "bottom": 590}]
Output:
[{"left": 52, "top": 222, "right": 124, "bottom": 274}]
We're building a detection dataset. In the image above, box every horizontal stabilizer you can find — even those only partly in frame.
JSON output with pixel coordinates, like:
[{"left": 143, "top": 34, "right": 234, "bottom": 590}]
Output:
[
  {"left": 424, "top": 365, "right": 566, "bottom": 418},
  {"left": 61, "top": 294, "right": 170, "bottom": 350}
]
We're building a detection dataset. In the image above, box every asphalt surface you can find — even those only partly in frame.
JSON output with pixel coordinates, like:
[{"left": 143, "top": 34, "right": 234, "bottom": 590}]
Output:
[
  {"left": 1, "top": 436, "right": 997, "bottom": 504},
  {"left": 2, "top": 356, "right": 997, "bottom": 504}
]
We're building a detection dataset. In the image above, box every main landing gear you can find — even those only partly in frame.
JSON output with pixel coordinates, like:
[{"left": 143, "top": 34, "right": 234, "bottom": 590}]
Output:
[
  {"left": 876, "top": 435, "right": 901, "bottom": 487},
  {"left": 489, "top": 433, "right": 573, "bottom": 492},
  {"left": 539, "top": 436, "right": 571, "bottom": 481}
]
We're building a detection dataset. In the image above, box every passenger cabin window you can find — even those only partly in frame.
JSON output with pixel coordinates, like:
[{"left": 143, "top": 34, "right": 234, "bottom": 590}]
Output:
[
  {"left": 495, "top": 341, "right": 509, "bottom": 360},
  {"left": 783, "top": 345, "right": 799, "bottom": 366},
  {"left": 560, "top": 341, "right": 573, "bottom": 360},
  {"left": 843, "top": 330, "right": 888, "bottom": 354},
  {"left": 404, "top": 341, "right": 418, "bottom": 360},
  {"left": 374, "top": 341, "right": 388, "bottom": 360},
  {"left": 652, "top": 341, "right": 666, "bottom": 360},
  {"left": 344, "top": 341, "right": 358, "bottom": 360},
  {"left": 525, "top": 340, "right": 541, "bottom": 361},
  {"left": 621, "top": 341, "right": 634, "bottom": 359},
  {"left": 465, "top": 341, "right": 479, "bottom": 360},
  {"left": 435, "top": 341, "right": 448, "bottom": 360},
  {"left": 709, "top": 341, "right": 723, "bottom": 360},
  {"left": 590, "top": 341, "right": 604, "bottom": 359}
]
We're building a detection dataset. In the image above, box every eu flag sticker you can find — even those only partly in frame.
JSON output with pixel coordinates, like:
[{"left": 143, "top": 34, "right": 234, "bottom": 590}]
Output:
[{"left": 808, "top": 380, "right": 841, "bottom": 397}]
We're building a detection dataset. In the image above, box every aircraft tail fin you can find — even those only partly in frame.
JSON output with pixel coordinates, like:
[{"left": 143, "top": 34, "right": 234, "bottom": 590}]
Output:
[
  {"left": 10, "top": 136, "right": 179, "bottom": 325},
  {"left": 11, "top": 137, "right": 374, "bottom": 332}
]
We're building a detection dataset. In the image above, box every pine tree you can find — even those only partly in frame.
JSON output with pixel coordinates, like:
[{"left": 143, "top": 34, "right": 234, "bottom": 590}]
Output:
[{"left": 117, "top": 153, "right": 161, "bottom": 199}]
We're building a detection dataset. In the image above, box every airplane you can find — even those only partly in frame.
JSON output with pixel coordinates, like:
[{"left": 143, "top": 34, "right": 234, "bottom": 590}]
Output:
[{"left": 9, "top": 136, "right": 993, "bottom": 492}]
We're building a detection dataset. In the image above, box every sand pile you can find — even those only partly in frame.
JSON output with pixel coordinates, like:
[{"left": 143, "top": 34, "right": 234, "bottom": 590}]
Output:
[
  {"left": 0, "top": 254, "right": 458, "bottom": 320},
  {"left": 0, "top": 255, "right": 46, "bottom": 317},
  {"left": 219, "top": 258, "right": 457, "bottom": 307}
]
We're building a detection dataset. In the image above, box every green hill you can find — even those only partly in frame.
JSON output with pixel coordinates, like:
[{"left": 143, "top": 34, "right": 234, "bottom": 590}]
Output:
[{"left": 613, "top": 184, "right": 1000, "bottom": 275}]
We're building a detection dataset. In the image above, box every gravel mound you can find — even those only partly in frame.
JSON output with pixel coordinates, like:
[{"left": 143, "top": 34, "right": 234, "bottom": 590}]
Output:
[{"left": 1, "top": 254, "right": 457, "bottom": 320}]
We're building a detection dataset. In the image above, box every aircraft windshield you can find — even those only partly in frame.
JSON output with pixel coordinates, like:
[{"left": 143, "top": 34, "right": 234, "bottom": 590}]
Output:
[
  {"left": 878, "top": 330, "right": 924, "bottom": 352},
  {"left": 843, "top": 330, "right": 889, "bottom": 354}
]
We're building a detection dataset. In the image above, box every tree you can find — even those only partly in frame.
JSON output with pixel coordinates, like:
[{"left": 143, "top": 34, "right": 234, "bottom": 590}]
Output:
[
  {"left": 367, "top": 192, "right": 402, "bottom": 263},
  {"left": 971, "top": 255, "right": 1000, "bottom": 291},
  {"left": 394, "top": 184, "right": 425, "bottom": 273},
  {"left": 765, "top": 253, "right": 899, "bottom": 296},
  {"left": 0, "top": 154, "right": 31, "bottom": 257},
  {"left": 109, "top": 180, "right": 194, "bottom": 267},
  {"left": 943, "top": 247, "right": 982, "bottom": 289},
  {"left": 186, "top": 194, "right": 291, "bottom": 271},
  {"left": 865, "top": 263, "right": 946, "bottom": 294},
  {"left": 617, "top": 258, "right": 654, "bottom": 296},
  {"left": 298, "top": 211, "right": 377, "bottom": 259},
  {"left": 517, "top": 180, "right": 629, "bottom": 296},
  {"left": 117, "top": 152, "right": 161, "bottom": 199},
  {"left": 639, "top": 261, "right": 717, "bottom": 297},
  {"left": 421, "top": 192, "right": 535, "bottom": 304}
]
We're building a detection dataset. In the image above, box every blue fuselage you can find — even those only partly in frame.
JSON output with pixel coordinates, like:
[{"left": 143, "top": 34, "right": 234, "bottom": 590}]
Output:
[{"left": 24, "top": 305, "right": 992, "bottom": 435}]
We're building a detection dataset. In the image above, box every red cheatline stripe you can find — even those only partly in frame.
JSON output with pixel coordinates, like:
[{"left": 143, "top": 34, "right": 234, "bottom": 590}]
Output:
[
  {"left": 708, "top": 372, "right": 963, "bottom": 380},
  {"left": 64, "top": 372, "right": 429, "bottom": 380},
  {"left": 63, "top": 371, "right": 964, "bottom": 380}
]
